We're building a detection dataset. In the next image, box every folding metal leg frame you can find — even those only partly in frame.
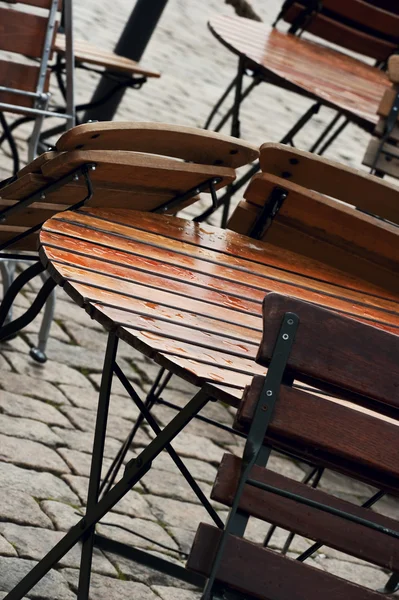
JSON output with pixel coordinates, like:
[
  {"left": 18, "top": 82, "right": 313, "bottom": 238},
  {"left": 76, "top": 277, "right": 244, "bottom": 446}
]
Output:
[
  {"left": 198, "top": 312, "right": 399, "bottom": 600},
  {"left": 201, "top": 55, "right": 350, "bottom": 227},
  {"left": 0, "top": 163, "right": 96, "bottom": 361},
  {"left": 3, "top": 331, "right": 225, "bottom": 600}
]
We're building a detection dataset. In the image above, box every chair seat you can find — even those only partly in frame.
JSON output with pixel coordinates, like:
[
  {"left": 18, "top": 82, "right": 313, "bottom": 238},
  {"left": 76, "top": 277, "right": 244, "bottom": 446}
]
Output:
[
  {"left": 54, "top": 33, "right": 160, "bottom": 78},
  {"left": 209, "top": 14, "right": 389, "bottom": 128}
]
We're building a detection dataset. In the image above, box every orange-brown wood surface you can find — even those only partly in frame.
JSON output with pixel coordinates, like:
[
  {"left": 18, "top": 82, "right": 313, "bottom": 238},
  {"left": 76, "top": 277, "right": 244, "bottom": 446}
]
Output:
[
  {"left": 0, "top": 60, "right": 50, "bottom": 108},
  {"left": 0, "top": 6, "right": 56, "bottom": 58},
  {"left": 39, "top": 209, "right": 399, "bottom": 395},
  {"left": 209, "top": 15, "right": 389, "bottom": 127}
]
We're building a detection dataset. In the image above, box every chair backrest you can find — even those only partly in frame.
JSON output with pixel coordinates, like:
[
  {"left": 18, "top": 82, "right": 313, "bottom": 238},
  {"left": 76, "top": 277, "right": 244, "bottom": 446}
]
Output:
[
  {"left": 0, "top": 0, "right": 60, "bottom": 108},
  {"left": 277, "top": 0, "right": 399, "bottom": 61},
  {"left": 187, "top": 292, "right": 399, "bottom": 600},
  {"left": 228, "top": 143, "right": 399, "bottom": 293},
  {"left": 363, "top": 54, "right": 399, "bottom": 176},
  {"left": 0, "top": 122, "right": 259, "bottom": 251}
]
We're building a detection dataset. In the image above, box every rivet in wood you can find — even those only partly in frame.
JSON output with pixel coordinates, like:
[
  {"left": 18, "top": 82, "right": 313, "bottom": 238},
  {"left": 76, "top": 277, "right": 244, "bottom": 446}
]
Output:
[
  {"left": 40, "top": 193, "right": 46, "bottom": 200},
  {"left": 73, "top": 174, "right": 79, "bottom": 181},
  {"left": 90, "top": 165, "right": 96, "bottom": 171},
  {"left": 282, "top": 333, "right": 289, "bottom": 340},
  {"left": 287, "top": 319, "right": 294, "bottom": 325},
  {"left": 266, "top": 390, "right": 273, "bottom": 396},
  {"left": 261, "top": 405, "right": 268, "bottom": 411}
]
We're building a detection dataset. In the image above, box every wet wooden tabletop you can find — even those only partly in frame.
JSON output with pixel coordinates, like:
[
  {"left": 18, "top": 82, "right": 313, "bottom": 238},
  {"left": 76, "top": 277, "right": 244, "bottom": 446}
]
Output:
[
  {"left": 209, "top": 15, "right": 389, "bottom": 127},
  {"left": 38, "top": 208, "right": 399, "bottom": 401}
]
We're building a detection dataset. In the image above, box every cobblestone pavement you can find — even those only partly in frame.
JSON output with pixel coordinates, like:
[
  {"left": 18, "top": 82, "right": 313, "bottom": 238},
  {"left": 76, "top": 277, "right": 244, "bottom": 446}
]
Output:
[{"left": 0, "top": 0, "right": 398, "bottom": 598}]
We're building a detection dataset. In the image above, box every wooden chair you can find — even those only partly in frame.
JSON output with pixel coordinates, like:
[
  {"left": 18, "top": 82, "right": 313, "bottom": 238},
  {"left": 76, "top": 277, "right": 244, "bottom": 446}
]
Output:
[
  {"left": 0, "top": 0, "right": 75, "bottom": 172},
  {"left": 205, "top": 0, "right": 396, "bottom": 224},
  {"left": 0, "top": 120, "right": 258, "bottom": 361},
  {"left": 228, "top": 142, "right": 399, "bottom": 293},
  {"left": 187, "top": 292, "right": 399, "bottom": 599},
  {"left": 363, "top": 54, "right": 399, "bottom": 177}
]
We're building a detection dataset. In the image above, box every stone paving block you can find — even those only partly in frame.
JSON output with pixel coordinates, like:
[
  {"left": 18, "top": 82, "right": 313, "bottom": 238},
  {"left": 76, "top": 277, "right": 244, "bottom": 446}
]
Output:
[
  {"left": 111, "top": 489, "right": 155, "bottom": 521},
  {"left": 0, "top": 336, "right": 30, "bottom": 354},
  {"left": 0, "top": 524, "right": 117, "bottom": 575},
  {"left": 0, "top": 488, "right": 53, "bottom": 528},
  {"left": 152, "top": 585, "right": 202, "bottom": 600},
  {"left": 51, "top": 426, "right": 123, "bottom": 459},
  {"left": 141, "top": 468, "right": 214, "bottom": 506},
  {"left": 167, "top": 526, "right": 195, "bottom": 556},
  {"left": 146, "top": 495, "right": 227, "bottom": 531},
  {"left": 60, "top": 406, "right": 150, "bottom": 445},
  {"left": 12, "top": 303, "right": 71, "bottom": 344},
  {"left": 0, "top": 463, "right": 78, "bottom": 503},
  {"left": 0, "top": 355, "right": 11, "bottom": 371},
  {"left": 58, "top": 448, "right": 115, "bottom": 478},
  {"left": 319, "top": 470, "right": 378, "bottom": 498},
  {"left": 313, "top": 556, "right": 388, "bottom": 590},
  {"left": 152, "top": 451, "right": 217, "bottom": 483},
  {"left": 4, "top": 352, "right": 93, "bottom": 388},
  {"left": 104, "top": 550, "right": 192, "bottom": 587},
  {"left": 40, "top": 501, "right": 83, "bottom": 531},
  {"left": 0, "top": 556, "right": 75, "bottom": 600},
  {"left": 52, "top": 296, "right": 104, "bottom": 330},
  {"left": 88, "top": 370, "right": 143, "bottom": 394},
  {"left": 0, "top": 391, "right": 72, "bottom": 427},
  {"left": 62, "top": 568, "right": 159, "bottom": 600},
  {"left": 0, "top": 375, "right": 67, "bottom": 406},
  {"left": 59, "top": 383, "right": 140, "bottom": 419},
  {"left": 0, "top": 534, "right": 17, "bottom": 557},
  {"left": 0, "top": 434, "right": 69, "bottom": 474},
  {"left": 96, "top": 512, "right": 179, "bottom": 553},
  {"left": 168, "top": 432, "right": 225, "bottom": 463},
  {"left": 0, "top": 414, "right": 62, "bottom": 447}
]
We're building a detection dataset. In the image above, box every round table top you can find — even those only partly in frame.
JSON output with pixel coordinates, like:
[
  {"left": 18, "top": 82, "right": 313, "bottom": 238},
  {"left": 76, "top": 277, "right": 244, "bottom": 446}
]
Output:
[
  {"left": 39, "top": 208, "right": 399, "bottom": 401},
  {"left": 208, "top": 14, "right": 389, "bottom": 127}
]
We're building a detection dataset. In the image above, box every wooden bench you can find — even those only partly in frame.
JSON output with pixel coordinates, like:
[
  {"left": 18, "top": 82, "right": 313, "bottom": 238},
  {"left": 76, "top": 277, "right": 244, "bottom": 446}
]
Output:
[
  {"left": 188, "top": 292, "right": 399, "bottom": 600},
  {"left": 228, "top": 143, "right": 399, "bottom": 293}
]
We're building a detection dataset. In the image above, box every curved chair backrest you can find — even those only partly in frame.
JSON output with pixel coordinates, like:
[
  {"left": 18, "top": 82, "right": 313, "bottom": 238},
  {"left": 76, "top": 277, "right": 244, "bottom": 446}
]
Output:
[
  {"left": 278, "top": 0, "right": 399, "bottom": 61},
  {"left": 0, "top": 122, "right": 259, "bottom": 251}
]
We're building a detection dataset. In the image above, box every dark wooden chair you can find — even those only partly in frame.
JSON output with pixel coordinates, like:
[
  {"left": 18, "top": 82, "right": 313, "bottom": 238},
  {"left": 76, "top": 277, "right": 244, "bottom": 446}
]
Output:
[
  {"left": 187, "top": 292, "right": 399, "bottom": 599},
  {"left": 228, "top": 142, "right": 399, "bottom": 293}
]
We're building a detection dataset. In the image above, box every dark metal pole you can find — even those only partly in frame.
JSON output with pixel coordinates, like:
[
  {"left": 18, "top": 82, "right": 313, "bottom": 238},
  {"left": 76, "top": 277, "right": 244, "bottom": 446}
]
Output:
[{"left": 83, "top": 0, "right": 168, "bottom": 122}]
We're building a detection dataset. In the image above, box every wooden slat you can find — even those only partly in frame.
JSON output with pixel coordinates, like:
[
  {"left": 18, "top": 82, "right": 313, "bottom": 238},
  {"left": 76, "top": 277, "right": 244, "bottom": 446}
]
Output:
[
  {"left": 377, "top": 86, "right": 398, "bottom": 119},
  {"left": 388, "top": 54, "right": 399, "bottom": 84},
  {"left": 54, "top": 33, "right": 160, "bottom": 78},
  {"left": 39, "top": 150, "right": 235, "bottom": 191},
  {"left": 17, "top": 152, "right": 59, "bottom": 177},
  {"left": 213, "top": 453, "right": 399, "bottom": 571},
  {"left": 257, "top": 293, "right": 399, "bottom": 410},
  {"left": 41, "top": 211, "right": 399, "bottom": 320},
  {"left": 0, "top": 173, "right": 49, "bottom": 199},
  {"left": 0, "top": 7, "right": 55, "bottom": 58},
  {"left": 260, "top": 143, "right": 399, "bottom": 225},
  {"left": 284, "top": 4, "right": 397, "bottom": 60},
  {"left": 0, "top": 60, "right": 50, "bottom": 108},
  {"left": 55, "top": 122, "right": 259, "bottom": 169},
  {"left": 209, "top": 15, "right": 388, "bottom": 126},
  {"left": 0, "top": 226, "right": 37, "bottom": 251},
  {"left": 237, "top": 376, "right": 399, "bottom": 491},
  {"left": 188, "top": 524, "right": 383, "bottom": 600}
]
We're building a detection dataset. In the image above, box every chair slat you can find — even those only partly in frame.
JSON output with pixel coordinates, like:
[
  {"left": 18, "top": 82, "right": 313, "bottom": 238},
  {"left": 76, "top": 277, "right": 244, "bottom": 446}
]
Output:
[
  {"left": 0, "top": 173, "right": 49, "bottom": 199},
  {"left": 213, "top": 453, "right": 399, "bottom": 571},
  {"left": 0, "top": 7, "right": 56, "bottom": 59},
  {"left": 188, "top": 524, "right": 383, "bottom": 600},
  {"left": 260, "top": 143, "right": 399, "bottom": 225},
  {"left": 257, "top": 293, "right": 399, "bottom": 410},
  {"left": 55, "top": 122, "right": 259, "bottom": 169},
  {"left": 284, "top": 3, "right": 397, "bottom": 60},
  {"left": 363, "top": 138, "right": 399, "bottom": 178},
  {"left": 40, "top": 150, "right": 236, "bottom": 191},
  {"left": 0, "top": 60, "right": 50, "bottom": 107}
]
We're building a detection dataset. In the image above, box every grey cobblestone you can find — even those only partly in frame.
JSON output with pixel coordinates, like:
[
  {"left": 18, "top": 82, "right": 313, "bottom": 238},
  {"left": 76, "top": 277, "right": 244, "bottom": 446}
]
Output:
[
  {"left": 0, "top": 535, "right": 17, "bottom": 557},
  {"left": 0, "top": 414, "right": 62, "bottom": 446},
  {"left": 0, "top": 391, "right": 72, "bottom": 427},
  {"left": 0, "top": 556, "right": 75, "bottom": 600},
  {"left": 40, "top": 501, "right": 83, "bottom": 532},
  {"left": 0, "top": 434, "right": 69, "bottom": 474},
  {"left": 51, "top": 426, "right": 124, "bottom": 459},
  {"left": 0, "top": 463, "right": 79, "bottom": 503},
  {"left": 152, "top": 585, "right": 201, "bottom": 600},
  {"left": 0, "top": 375, "right": 67, "bottom": 406},
  {"left": 62, "top": 568, "right": 159, "bottom": 600},
  {"left": 0, "top": 488, "right": 53, "bottom": 529},
  {"left": 3, "top": 352, "right": 93, "bottom": 388}
]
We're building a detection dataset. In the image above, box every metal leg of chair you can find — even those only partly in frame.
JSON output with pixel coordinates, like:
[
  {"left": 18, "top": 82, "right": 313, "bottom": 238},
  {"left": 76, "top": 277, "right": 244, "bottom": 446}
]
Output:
[
  {"left": 29, "top": 285, "right": 56, "bottom": 364},
  {"left": 204, "top": 73, "right": 239, "bottom": 130},
  {"left": 0, "top": 112, "right": 20, "bottom": 175},
  {"left": 0, "top": 262, "right": 45, "bottom": 330},
  {"left": 28, "top": 113, "right": 46, "bottom": 162},
  {"left": 381, "top": 572, "right": 399, "bottom": 594}
]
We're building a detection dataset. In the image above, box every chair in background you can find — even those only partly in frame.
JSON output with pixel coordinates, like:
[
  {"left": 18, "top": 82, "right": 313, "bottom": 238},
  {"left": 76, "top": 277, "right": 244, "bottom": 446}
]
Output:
[
  {"left": 0, "top": 0, "right": 75, "bottom": 174},
  {"left": 188, "top": 292, "right": 399, "bottom": 599},
  {"left": 205, "top": 0, "right": 397, "bottom": 224},
  {"left": 0, "top": 120, "right": 258, "bottom": 361},
  {"left": 363, "top": 54, "right": 399, "bottom": 177}
]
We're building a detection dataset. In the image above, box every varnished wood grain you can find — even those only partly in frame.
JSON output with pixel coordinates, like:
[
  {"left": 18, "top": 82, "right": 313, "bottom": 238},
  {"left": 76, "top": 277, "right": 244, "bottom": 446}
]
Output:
[
  {"left": 209, "top": 14, "right": 389, "bottom": 126},
  {"left": 0, "top": 60, "right": 50, "bottom": 108},
  {"left": 55, "top": 122, "right": 259, "bottom": 169},
  {"left": 213, "top": 453, "right": 399, "bottom": 570},
  {"left": 0, "top": 6, "right": 56, "bottom": 58},
  {"left": 188, "top": 524, "right": 384, "bottom": 600}
]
